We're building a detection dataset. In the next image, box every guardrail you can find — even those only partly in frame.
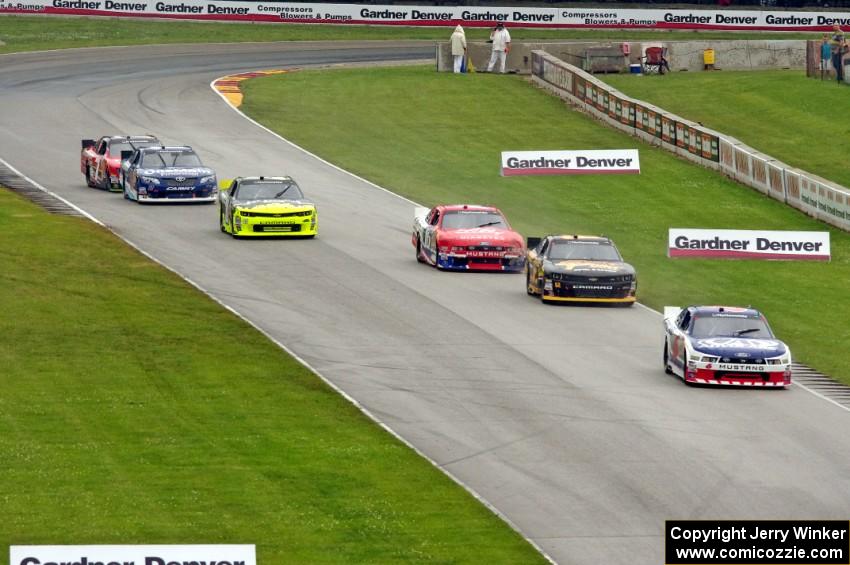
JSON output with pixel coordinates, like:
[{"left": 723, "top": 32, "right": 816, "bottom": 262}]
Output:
[{"left": 531, "top": 50, "right": 850, "bottom": 232}]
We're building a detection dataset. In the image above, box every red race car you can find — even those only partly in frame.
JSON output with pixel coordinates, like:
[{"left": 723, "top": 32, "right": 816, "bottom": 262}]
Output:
[
  {"left": 80, "top": 135, "right": 160, "bottom": 192},
  {"left": 412, "top": 204, "right": 525, "bottom": 271}
]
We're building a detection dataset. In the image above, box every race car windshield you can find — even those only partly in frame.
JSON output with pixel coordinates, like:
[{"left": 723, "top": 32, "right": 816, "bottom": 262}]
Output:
[
  {"left": 548, "top": 241, "right": 621, "bottom": 261},
  {"left": 691, "top": 315, "right": 773, "bottom": 338},
  {"left": 441, "top": 211, "right": 506, "bottom": 230},
  {"left": 141, "top": 150, "right": 202, "bottom": 168},
  {"left": 109, "top": 140, "right": 157, "bottom": 154},
  {"left": 236, "top": 181, "right": 304, "bottom": 201}
]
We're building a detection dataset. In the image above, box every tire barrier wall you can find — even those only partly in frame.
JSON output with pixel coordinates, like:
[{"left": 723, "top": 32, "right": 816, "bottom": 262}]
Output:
[{"left": 531, "top": 49, "right": 850, "bottom": 233}]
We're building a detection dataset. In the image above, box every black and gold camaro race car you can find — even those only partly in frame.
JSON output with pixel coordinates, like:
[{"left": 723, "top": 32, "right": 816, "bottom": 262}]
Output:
[{"left": 525, "top": 235, "right": 637, "bottom": 305}]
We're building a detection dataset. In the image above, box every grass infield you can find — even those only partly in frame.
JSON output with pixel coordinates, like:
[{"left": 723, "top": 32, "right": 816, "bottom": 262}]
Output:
[
  {"left": 603, "top": 70, "right": 850, "bottom": 188},
  {"left": 240, "top": 66, "right": 850, "bottom": 384},
  {"left": 0, "top": 15, "right": 820, "bottom": 54},
  {"left": 0, "top": 188, "right": 546, "bottom": 564}
]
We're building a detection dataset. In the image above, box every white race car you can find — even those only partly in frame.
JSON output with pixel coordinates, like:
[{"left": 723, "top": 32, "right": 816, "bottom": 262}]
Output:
[{"left": 663, "top": 305, "right": 791, "bottom": 387}]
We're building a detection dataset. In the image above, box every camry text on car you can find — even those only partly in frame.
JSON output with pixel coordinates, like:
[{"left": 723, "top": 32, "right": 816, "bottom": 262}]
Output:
[{"left": 122, "top": 146, "right": 217, "bottom": 204}]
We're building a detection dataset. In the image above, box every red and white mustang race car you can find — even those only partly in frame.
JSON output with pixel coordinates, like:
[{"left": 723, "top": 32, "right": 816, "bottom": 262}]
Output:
[
  {"left": 412, "top": 204, "right": 525, "bottom": 271},
  {"left": 663, "top": 305, "right": 792, "bottom": 387},
  {"left": 80, "top": 135, "right": 160, "bottom": 191}
]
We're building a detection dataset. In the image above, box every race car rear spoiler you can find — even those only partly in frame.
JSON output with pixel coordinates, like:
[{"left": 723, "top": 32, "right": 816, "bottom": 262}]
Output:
[
  {"left": 81, "top": 139, "right": 95, "bottom": 149},
  {"left": 120, "top": 150, "right": 134, "bottom": 162},
  {"left": 527, "top": 236, "right": 541, "bottom": 249}
]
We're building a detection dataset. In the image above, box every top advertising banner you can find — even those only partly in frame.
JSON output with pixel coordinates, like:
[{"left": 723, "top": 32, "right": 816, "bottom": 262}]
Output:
[{"left": 2, "top": 1, "right": 850, "bottom": 30}]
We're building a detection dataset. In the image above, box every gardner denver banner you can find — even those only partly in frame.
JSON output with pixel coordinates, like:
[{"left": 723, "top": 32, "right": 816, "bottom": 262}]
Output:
[
  {"left": 501, "top": 150, "right": 640, "bottom": 176},
  {"left": 668, "top": 228, "right": 830, "bottom": 261},
  {"left": 10, "top": 545, "right": 256, "bottom": 565},
  {"left": 2, "top": 1, "right": 850, "bottom": 30}
]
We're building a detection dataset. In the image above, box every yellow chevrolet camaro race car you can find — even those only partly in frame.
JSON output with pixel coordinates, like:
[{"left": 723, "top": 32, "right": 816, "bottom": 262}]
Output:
[
  {"left": 218, "top": 176, "right": 317, "bottom": 237},
  {"left": 525, "top": 235, "right": 637, "bottom": 305}
]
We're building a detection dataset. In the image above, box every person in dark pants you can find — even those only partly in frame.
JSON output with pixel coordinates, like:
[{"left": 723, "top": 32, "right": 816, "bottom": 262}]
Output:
[
  {"left": 660, "top": 53, "right": 671, "bottom": 75},
  {"left": 830, "top": 24, "right": 846, "bottom": 82}
]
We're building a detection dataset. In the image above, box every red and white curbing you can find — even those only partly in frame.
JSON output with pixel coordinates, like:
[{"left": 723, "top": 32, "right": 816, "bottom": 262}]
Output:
[{"left": 212, "top": 69, "right": 292, "bottom": 108}]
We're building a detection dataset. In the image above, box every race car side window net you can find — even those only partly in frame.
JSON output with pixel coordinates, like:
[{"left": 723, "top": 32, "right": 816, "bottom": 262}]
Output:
[{"left": 678, "top": 311, "right": 691, "bottom": 331}]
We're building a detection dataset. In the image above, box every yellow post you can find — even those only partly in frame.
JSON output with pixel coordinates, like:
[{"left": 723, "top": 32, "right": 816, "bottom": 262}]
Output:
[{"left": 703, "top": 48, "right": 715, "bottom": 70}]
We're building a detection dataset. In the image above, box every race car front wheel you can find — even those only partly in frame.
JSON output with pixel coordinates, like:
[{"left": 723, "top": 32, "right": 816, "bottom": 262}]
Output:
[
  {"left": 682, "top": 352, "right": 694, "bottom": 385},
  {"left": 526, "top": 269, "right": 535, "bottom": 295},
  {"left": 663, "top": 341, "right": 673, "bottom": 375},
  {"left": 219, "top": 210, "right": 226, "bottom": 233},
  {"left": 85, "top": 165, "right": 95, "bottom": 188},
  {"left": 415, "top": 238, "right": 424, "bottom": 263}
]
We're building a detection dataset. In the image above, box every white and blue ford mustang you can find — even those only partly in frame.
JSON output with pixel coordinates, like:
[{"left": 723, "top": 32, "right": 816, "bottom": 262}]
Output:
[
  {"left": 663, "top": 305, "right": 792, "bottom": 387},
  {"left": 122, "top": 145, "right": 217, "bottom": 203}
]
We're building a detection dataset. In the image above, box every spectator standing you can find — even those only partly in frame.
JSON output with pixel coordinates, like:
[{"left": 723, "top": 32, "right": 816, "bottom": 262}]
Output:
[
  {"left": 821, "top": 34, "right": 832, "bottom": 79},
  {"left": 843, "top": 38, "right": 850, "bottom": 82},
  {"left": 486, "top": 22, "right": 511, "bottom": 74},
  {"left": 450, "top": 25, "right": 467, "bottom": 74},
  {"left": 830, "top": 24, "right": 845, "bottom": 82}
]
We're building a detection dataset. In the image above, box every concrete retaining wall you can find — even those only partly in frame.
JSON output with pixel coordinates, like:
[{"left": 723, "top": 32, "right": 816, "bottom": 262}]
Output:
[
  {"left": 437, "top": 40, "right": 806, "bottom": 74},
  {"left": 530, "top": 49, "right": 850, "bottom": 233}
]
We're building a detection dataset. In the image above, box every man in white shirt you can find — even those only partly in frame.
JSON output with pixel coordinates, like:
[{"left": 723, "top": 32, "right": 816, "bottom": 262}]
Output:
[
  {"left": 450, "top": 25, "right": 467, "bottom": 74},
  {"left": 487, "top": 22, "right": 511, "bottom": 74}
]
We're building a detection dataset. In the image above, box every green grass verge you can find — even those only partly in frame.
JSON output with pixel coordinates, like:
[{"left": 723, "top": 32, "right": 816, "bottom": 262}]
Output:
[
  {"left": 603, "top": 70, "right": 850, "bottom": 188},
  {"left": 241, "top": 66, "right": 850, "bottom": 383},
  {"left": 0, "top": 15, "right": 820, "bottom": 54},
  {"left": 0, "top": 188, "right": 546, "bottom": 564}
]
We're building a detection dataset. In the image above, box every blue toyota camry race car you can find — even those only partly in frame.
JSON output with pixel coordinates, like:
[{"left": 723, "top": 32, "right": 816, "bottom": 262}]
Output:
[{"left": 122, "top": 145, "right": 217, "bottom": 203}]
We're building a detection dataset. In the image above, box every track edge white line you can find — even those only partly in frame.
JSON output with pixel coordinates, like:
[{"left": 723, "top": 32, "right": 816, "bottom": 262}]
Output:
[{"left": 0, "top": 116, "right": 557, "bottom": 562}]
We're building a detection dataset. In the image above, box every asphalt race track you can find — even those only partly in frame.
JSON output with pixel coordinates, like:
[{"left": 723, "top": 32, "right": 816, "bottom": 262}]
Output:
[{"left": 2, "top": 42, "right": 850, "bottom": 565}]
